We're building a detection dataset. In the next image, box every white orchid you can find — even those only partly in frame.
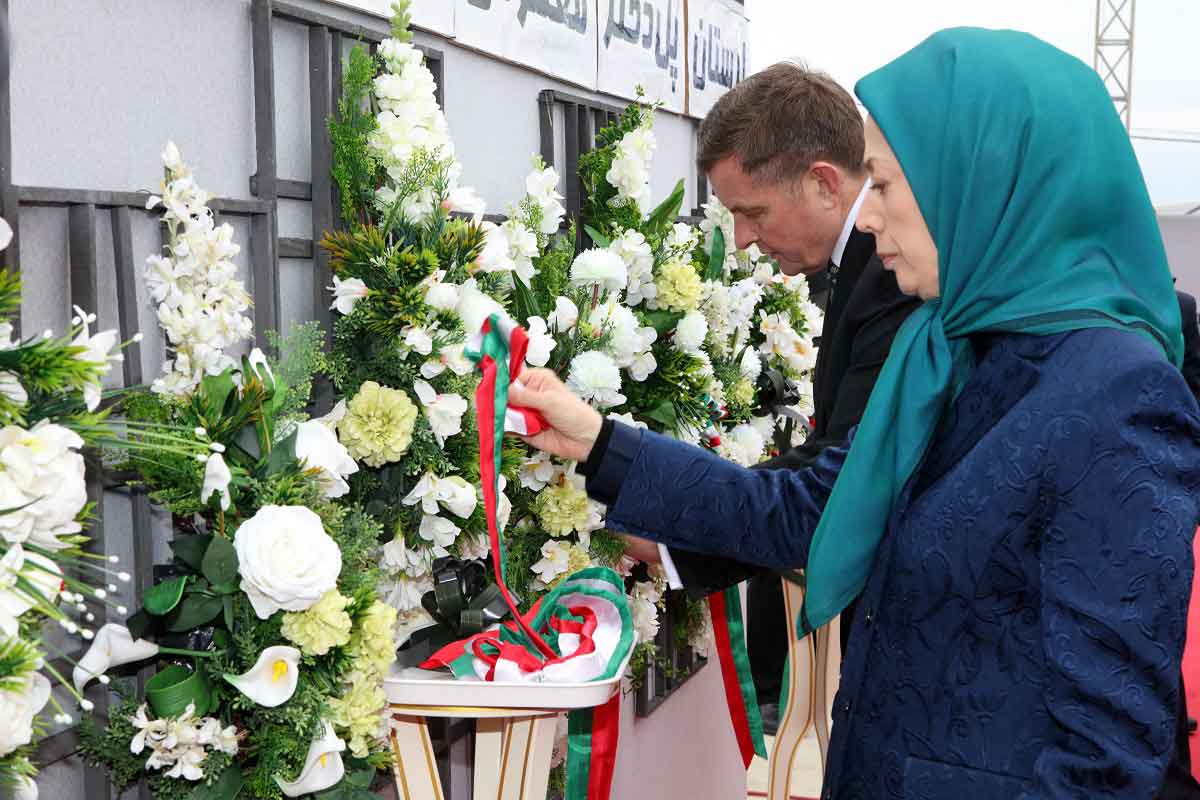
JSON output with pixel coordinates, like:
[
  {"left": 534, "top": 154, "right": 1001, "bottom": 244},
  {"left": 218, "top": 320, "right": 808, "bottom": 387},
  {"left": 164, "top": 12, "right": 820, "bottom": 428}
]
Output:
[
  {"left": 275, "top": 721, "right": 346, "bottom": 797},
  {"left": 200, "top": 452, "right": 232, "bottom": 511},
  {"left": 294, "top": 419, "right": 358, "bottom": 498},
  {"left": 413, "top": 380, "right": 467, "bottom": 446},
  {"left": 402, "top": 473, "right": 476, "bottom": 519},
  {"left": 70, "top": 306, "right": 122, "bottom": 412},
  {"left": 519, "top": 450, "right": 562, "bottom": 491},
  {"left": 547, "top": 296, "right": 579, "bottom": 332},
  {"left": 402, "top": 325, "right": 435, "bottom": 357},
  {"left": 418, "top": 513, "right": 460, "bottom": 548},
  {"left": 524, "top": 316, "right": 556, "bottom": 367},
  {"left": 73, "top": 623, "right": 159, "bottom": 694},
  {"left": 329, "top": 275, "right": 369, "bottom": 315},
  {"left": 224, "top": 645, "right": 302, "bottom": 707},
  {"left": 420, "top": 342, "right": 474, "bottom": 380}
]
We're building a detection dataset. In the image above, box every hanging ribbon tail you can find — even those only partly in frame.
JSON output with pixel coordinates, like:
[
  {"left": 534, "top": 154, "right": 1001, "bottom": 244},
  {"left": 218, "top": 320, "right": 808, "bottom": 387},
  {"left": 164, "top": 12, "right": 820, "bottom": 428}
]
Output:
[
  {"left": 566, "top": 693, "right": 621, "bottom": 800},
  {"left": 709, "top": 587, "right": 767, "bottom": 767}
]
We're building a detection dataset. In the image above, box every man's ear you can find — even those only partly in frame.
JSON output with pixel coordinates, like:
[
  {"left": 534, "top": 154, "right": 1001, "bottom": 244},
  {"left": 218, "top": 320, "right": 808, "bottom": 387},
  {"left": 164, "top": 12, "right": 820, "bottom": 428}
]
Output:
[{"left": 808, "top": 162, "right": 843, "bottom": 208}]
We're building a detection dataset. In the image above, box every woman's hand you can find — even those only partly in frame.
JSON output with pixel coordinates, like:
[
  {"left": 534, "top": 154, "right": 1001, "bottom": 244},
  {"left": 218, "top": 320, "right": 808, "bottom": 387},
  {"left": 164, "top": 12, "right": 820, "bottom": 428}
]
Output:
[
  {"left": 508, "top": 369, "right": 604, "bottom": 462},
  {"left": 620, "top": 534, "right": 662, "bottom": 564}
]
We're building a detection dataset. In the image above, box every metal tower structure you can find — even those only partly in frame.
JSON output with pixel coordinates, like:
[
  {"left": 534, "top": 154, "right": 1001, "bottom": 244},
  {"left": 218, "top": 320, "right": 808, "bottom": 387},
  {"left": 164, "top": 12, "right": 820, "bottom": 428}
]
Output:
[{"left": 1094, "top": 0, "right": 1136, "bottom": 130}]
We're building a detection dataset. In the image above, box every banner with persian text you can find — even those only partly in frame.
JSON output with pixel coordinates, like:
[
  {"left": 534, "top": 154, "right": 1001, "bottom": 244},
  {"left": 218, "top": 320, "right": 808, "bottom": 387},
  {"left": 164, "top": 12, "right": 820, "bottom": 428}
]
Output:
[
  {"left": 596, "top": 0, "right": 685, "bottom": 114},
  {"left": 325, "top": 0, "right": 457, "bottom": 37},
  {"left": 454, "top": 0, "right": 599, "bottom": 90},
  {"left": 685, "top": 0, "right": 748, "bottom": 118}
]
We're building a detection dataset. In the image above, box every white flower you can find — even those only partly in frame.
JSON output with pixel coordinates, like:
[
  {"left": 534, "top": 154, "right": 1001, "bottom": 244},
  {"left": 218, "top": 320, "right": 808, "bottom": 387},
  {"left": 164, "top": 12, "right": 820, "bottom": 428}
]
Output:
[
  {"left": 478, "top": 220, "right": 538, "bottom": 284},
  {"left": 628, "top": 350, "right": 657, "bottom": 382},
  {"left": 294, "top": 420, "right": 359, "bottom": 498},
  {"left": 418, "top": 514, "right": 460, "bottom": 548},
  {"left": 329, "top": 276, "right": 368, "bottom": 316},
  {"left": 234, "top": 505, "right": 342, "bottom": 619},
  {"left": 413, "top": 380, "right": 467, "bottom": 446},
  {"left": 665, "top": 222, "right": 698, "bottom": 255},
  {"left": 759, "top": 312, "right": 817, "bottom": 373},
  {"left": 275, "top": 721, "right": 346, "bottom": 797},
  {"left": 0, "top": 372, "right": 26, "bottom": 407},
  {"left": 380, "top": 571, "right": 433, "bottom": 613},
  {"left": 318, "top": 399, "right": 347, "bottom": 430},
  {"left": 739, "top": 348, "right": 762, "bottom": 382},
  {"left": 422, "top": 270, "right": 460, "bottom": 312},
  {"left": 588, "top": 302, "right": 649, "bottom": 369},
  {"left": 247, "top": 347, "right": 275, "bottom": 387},
  {"left": 630, "top": 581, "right": 662, "bottom": 644},
  {"left": 405, "top": 473, "right": 478, "bottom": 520},
  {"left": 0, "top": 217, "right": 12, "bottom": 251},
  {"left": 420, "top": 342, "right": 474, "bottom": 380},
  {"left": 531, "top": 540, "right": 571, "bottom": 589},
  {"left": 607, "top": 412, "right": 648, "bottom": 430},
  {"left": 224, "top": 645, "right": 302, "bottom": 708},
  {"left": 0, "top": 421, "right": 87, "bottom": 550},
  {"left": 524, "top": 316, "right": 555, "bottom": 367},
  {"left": 13, "top": 776, "right": 36, "bottom": 800},
  {"left": 753, "top": 260, "right": 775, "bottom": 286},
  {"left": 606, "top": 125, "right": 656, "bottom": 212},
  {"left": 200, "top": 452, "right": 232, "bottom": 511},
  {"left": 566, "top": 351, "right": 625, "bottom": 409},
  {"left": 0, "top": 547, "right": 62, "bottom": 638},
  {"left": 519, "top": 451, "right": 562, "bottom": 491},
  {"left": 458, "top": 533, "right": 490, "bottom": 562},
  {"left": 526, "top": 165, "right": 565, "bottom": 235},
  {"left": 0, "top": 672, "right": 50, "bottom": 758},
  {"left": 674, "top": 310, "right": 709, "bottom": 354},
  {"left": 381, "top": 535, "right": 427, "bottom": 578},
  {"left": 609, "top": 229, "right": 656, "bottom": 308},
  {"left": 455, "top": 278, "right": 505, "bottom": 339},
  {"left": 570, "top": 249, "right": 627, "bottom": 295},
  {"left": 73, "top": 623, "right": 160, "bottom": 694},
  {"left": 547, "top": 296, "right": 579, "bottom": 332},
  {"left": 70, "top": 306, "right": 122, "bottom": 411},
  {"left": 717, "top": 424, "right": 766, "bottom": 467},
  {"left": 446, "top": 185, "right": 486, "bottom": 221},
  {"left": 402, "top": 325, "right": 435, "bottom": 357}
]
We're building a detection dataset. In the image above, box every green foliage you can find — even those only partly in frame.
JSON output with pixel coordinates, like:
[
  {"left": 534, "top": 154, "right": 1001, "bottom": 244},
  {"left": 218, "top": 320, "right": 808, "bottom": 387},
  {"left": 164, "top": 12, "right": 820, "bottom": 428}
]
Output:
[
  {"left": 266, "top": 321, "right": 327, "bottom": 420},
  {"left": 330, "top": 45, "right": 381, "bottom": 225},
  {"left": 578, "top": 101, "right": 648, "bottom": 229},
  {"left": 79, "top": 696, "right": 153, "bottom": 792},
  {"left": 389, "top": 0, "right": 414, "bottom": 42},
  {"left": 530, "top": 230, "right": 574, "bottom": 319},
  {"left": 620, "top": 348, "right": 712, "bottom": 434},
  {"left": 587, "top": 530, "right": 627, "bottom": 570}
]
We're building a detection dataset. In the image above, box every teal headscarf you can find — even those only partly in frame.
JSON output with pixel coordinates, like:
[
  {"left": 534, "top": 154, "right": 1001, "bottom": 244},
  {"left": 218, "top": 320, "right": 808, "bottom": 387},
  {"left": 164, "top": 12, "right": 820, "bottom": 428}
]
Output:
[{"left": 800, "top": 28, "right": 1182, "bottom": 633}]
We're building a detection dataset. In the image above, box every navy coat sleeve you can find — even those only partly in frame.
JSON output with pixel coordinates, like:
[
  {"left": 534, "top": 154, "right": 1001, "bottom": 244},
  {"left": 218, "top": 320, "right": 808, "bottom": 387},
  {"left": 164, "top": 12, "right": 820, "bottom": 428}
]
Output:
[{"left": 586, "top": 422, "right": 849, "bottom": 568}]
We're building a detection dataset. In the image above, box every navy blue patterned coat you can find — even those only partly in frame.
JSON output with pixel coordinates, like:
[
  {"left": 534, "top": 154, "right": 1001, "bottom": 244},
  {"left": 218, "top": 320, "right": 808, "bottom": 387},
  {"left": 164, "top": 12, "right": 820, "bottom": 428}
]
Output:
[{"left": 586, "top": 328, "right": 1200, "bottom": 799}]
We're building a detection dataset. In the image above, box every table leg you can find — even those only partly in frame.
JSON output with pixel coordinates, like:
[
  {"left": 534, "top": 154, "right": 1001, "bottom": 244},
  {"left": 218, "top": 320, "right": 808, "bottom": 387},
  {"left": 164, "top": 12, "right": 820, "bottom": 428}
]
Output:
[
  {"left": 390, "top": 714, "right": 445, "bottom": 800},
  {"left": 475, "top": 717, "right": 505, "bottom": 800},
  {"left": 769, "top": 578, "right": 815, "bottom": 800}
]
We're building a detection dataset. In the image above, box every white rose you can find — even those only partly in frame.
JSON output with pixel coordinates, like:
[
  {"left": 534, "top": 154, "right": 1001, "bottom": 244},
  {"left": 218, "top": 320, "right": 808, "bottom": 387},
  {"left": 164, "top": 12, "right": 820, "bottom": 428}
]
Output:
[
  {"left": 234, "top": 505, "right": 342, "bottom": 619},
  {"left": 0, "top": 672, "right": 50, "bottom": 757},
  {"left": 673, "top": 311, "right": 708, "bottom": 354},
  {"left": 294, "top": 420, "right": 359, "bottom": 498},
  {"left": 0, "top": 421, "right": 87, "bottom": 549},
  {"left": 570, "top": 249, "right": 627, "bottom": 295}
]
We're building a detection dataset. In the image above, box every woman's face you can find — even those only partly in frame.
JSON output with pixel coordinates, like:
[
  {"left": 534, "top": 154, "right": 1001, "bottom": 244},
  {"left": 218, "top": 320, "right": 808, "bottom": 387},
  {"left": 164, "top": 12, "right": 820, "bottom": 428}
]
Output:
[{"left": 857, "top": 118, "right": 940, "bottom": 300}]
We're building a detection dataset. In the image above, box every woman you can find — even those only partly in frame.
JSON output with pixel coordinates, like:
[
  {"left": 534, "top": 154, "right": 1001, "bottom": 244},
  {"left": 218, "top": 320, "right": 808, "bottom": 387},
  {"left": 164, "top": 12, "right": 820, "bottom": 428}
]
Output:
[{"left": 510, "top": 28, "right": 1200, "bottom": 799}]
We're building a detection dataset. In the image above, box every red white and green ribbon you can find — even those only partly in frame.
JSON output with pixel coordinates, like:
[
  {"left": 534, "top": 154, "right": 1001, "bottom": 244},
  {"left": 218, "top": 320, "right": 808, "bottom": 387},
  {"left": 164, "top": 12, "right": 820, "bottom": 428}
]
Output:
[
  {"left": 709, "top": 586, "right": 768, "bottom": 767},
  {"left": 438, "top": 313, "right": 631, "bottom": 799}
]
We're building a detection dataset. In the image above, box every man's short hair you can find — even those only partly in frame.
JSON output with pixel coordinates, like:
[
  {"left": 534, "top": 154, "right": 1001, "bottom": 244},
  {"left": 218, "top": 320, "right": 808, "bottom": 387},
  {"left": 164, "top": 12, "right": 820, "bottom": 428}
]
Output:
[{"left": 697, "top": 62, "right": 865, "bottom": 183}]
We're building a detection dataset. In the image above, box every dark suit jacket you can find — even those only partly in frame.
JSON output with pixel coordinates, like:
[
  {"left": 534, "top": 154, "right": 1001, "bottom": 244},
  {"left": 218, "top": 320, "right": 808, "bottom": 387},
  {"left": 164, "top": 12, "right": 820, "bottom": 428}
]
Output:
[{"left": 668, "top": 227, "right": 919, "bottom": 593}]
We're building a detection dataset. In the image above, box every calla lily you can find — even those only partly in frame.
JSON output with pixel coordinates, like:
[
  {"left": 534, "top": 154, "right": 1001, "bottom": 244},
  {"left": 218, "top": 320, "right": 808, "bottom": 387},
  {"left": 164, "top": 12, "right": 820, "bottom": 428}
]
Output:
[
  {"left": 224, "top": 645, "right": 301, "bottom": 708},
  {"left": 413, "top": 380, "right": 467, "bottom": 446},
  {"left": 274, "top": 721, "right": 346, "bottom": 797},
  {"left": 73, "top": 624, "right": 159, "bottom": 694},
  {"left": 200, "top": 452, "right": 232, "bottom": 511},
  {"left": 247, "top": 347, "right": 275, "bottom": 388}
]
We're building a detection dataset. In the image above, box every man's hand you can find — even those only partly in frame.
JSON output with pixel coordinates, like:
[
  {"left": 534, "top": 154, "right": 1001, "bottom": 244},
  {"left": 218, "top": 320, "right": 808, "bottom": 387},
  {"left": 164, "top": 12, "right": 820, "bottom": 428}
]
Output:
[
  {"left": 621, "top": 534, "right": 662, "bottom": 564},
  {"left": 508, "top": 369, "right": 604, "bottom": 463}
]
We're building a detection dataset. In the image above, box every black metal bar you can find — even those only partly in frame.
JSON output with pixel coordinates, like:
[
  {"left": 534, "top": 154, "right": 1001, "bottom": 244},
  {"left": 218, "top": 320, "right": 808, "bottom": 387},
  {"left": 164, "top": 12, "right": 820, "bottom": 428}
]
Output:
[
  {"left": 251, "top": 0, "right": 282, "bottom": 345},
  {"left": 309, "top": 25, "right": 334, "bottom": 337},
  {"left": 280, "top": 237, "right": 314, "bottom": 259},
  {"left": 538, "top": 90, "right": 556, "bottom": 169},
  {"left": 111, "top": 206, "right": 143, "bottom": 387},
  {"left": 249, "top": 177, "right": 311, "bottom": 202},
  {"left": 16, "top": 186, "right": 269, "bottom": 215},
  {"left": 0, "top": 0, "right": 17, "bottom": 339},
  {"left": 563, "top": 103, "right": 581, "bottom": 248},
  {"left": 331, "top": 31, "right": 344, "bottom": 228},
  {"left": 541, "top": 88, "right": 625, "bottom": 117},
  {"left": 68, "top": 204, "right": 98, "bottom": 314},
  {"left": 427, "top": 50, "right": 444, "bottom": 111}
]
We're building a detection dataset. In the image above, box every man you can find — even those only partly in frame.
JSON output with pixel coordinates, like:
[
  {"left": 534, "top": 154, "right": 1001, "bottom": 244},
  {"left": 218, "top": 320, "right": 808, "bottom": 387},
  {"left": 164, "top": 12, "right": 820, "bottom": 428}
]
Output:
[{"left": 625, "top": 63, "right": 919, "bottom": 726}]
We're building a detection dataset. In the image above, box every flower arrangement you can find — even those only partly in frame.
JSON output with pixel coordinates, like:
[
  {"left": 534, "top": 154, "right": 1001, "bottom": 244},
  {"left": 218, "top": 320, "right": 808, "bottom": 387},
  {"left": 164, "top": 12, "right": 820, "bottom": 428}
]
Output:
[
  {"left": 78, "top": 145, "right": 394, "bottom": 800},
  {"left": 0, "top": 216, "right": 137, "bottom": 799}
]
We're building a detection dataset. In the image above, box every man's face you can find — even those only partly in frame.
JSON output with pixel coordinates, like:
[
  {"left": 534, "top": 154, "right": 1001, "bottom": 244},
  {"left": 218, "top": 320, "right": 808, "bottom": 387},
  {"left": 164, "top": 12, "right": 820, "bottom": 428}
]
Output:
[{"left": 708, "top": 156, "right": 844, "bottom": 276}]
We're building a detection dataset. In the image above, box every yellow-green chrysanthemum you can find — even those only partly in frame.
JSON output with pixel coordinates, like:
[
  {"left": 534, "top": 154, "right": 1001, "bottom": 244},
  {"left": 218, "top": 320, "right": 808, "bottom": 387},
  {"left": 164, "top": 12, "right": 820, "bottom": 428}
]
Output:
[
  {"left": 328, "top": 674, "right": 388, "bottom": 758},
  {"left": 730, "top": 377, "right": 755, "bottom": 407},
  {"left": 535, "top": 482, "right": 590, "bottom": 537},
  {"left": 281, "top": 589, "right": 353, "bottom": 656},
  {"left": 350, "top": 600, "right": 398, "bottom": 680},
  {"left": 550, "top": 545, "right": 592, "bottom": 589},
  {"left": 656, "top": 259, "right": 702, "bottom": 312},
  {"left": 337, "top": 381, "right": 418, "bottom": 467}
]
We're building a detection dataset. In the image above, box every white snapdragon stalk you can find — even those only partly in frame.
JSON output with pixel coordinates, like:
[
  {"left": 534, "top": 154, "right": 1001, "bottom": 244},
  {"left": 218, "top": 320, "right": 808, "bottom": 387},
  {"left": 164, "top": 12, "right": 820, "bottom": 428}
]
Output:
[
  {"left": 606, "top": 122, "right": 656, "bottom": 213},
  {"left": 147, "top": 143, "right": 253, "bottom": 396},
  {"left": 525, "top": 163, "right": 566, "bottom": 235},
  {"left": 608, "top": 229, "right": 655, "bottom": 308}
]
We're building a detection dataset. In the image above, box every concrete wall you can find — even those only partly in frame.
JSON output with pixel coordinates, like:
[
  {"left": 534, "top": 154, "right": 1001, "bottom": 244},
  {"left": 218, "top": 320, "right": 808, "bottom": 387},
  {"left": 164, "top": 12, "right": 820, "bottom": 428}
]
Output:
[
  {"left": 1162, "top": 215, "right": 1200, "bottom": 299},
  {"left": 8, "top": 1, "right": 740, "bottom": 797}
]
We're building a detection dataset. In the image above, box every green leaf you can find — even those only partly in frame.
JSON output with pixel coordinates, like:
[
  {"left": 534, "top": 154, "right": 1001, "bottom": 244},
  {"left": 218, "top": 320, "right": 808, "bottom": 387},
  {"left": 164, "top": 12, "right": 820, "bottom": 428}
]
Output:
[
  {"left": 144, "top": 576, "right": 189, "bottom": 616},
  {"left": 201, "top": 535, "right": 239, "bottom": 587},
  {"left": 643, "top": 400, "right": 677, "bottom": 429},
  {"left": 198, "top": 370, "right": 237, "bottom": 425},
  {"left": 645, "top": 179, "right": 686, "bottom": 233},
  {"left": 642, "top": 310, "right": 684, "bottom": 336},
  {"left": 222, "top": 595, "right": 234, "bottom": 630},
  {"left": 345, "top": 768, "right": 375, "bottom": 788},
  {"left": 511, "top": 274, "right": 542, "bottom": 326},
  {"left": 584, "top": 224, "right": 611, "bottom": 248},
  {"left": 169, "top": 535, "right": 213, "bottom": 573},
  {"left": 188, "top": 763, "right": 244, "bottom": 800},
  {"left": 165, "top": 593, "right": 224, "bottom": 632},
  {"left": 705, "top": 227, "right": 726, "bottom": 281},
  {"left": 264, "top": 427, "right": 299, "bottom": 476},
  {"left": 126, "top": 608, "right": 153, "bottom": 640}
]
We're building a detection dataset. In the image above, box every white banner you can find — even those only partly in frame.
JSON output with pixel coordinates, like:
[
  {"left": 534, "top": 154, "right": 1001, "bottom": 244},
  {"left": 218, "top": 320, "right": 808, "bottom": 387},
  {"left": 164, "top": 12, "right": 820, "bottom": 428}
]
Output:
[
  {"left": 324, "top": 0, "right": 456, "bottom": 37},
  {"left": 596, "top": 0, "right": 685, "bottom": 113},
  {"left": 454, "top": 0, "right": 598, "bottom": 89},
  {"left": 685, "top": 0, "right": 748, "bottom": 119}
]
